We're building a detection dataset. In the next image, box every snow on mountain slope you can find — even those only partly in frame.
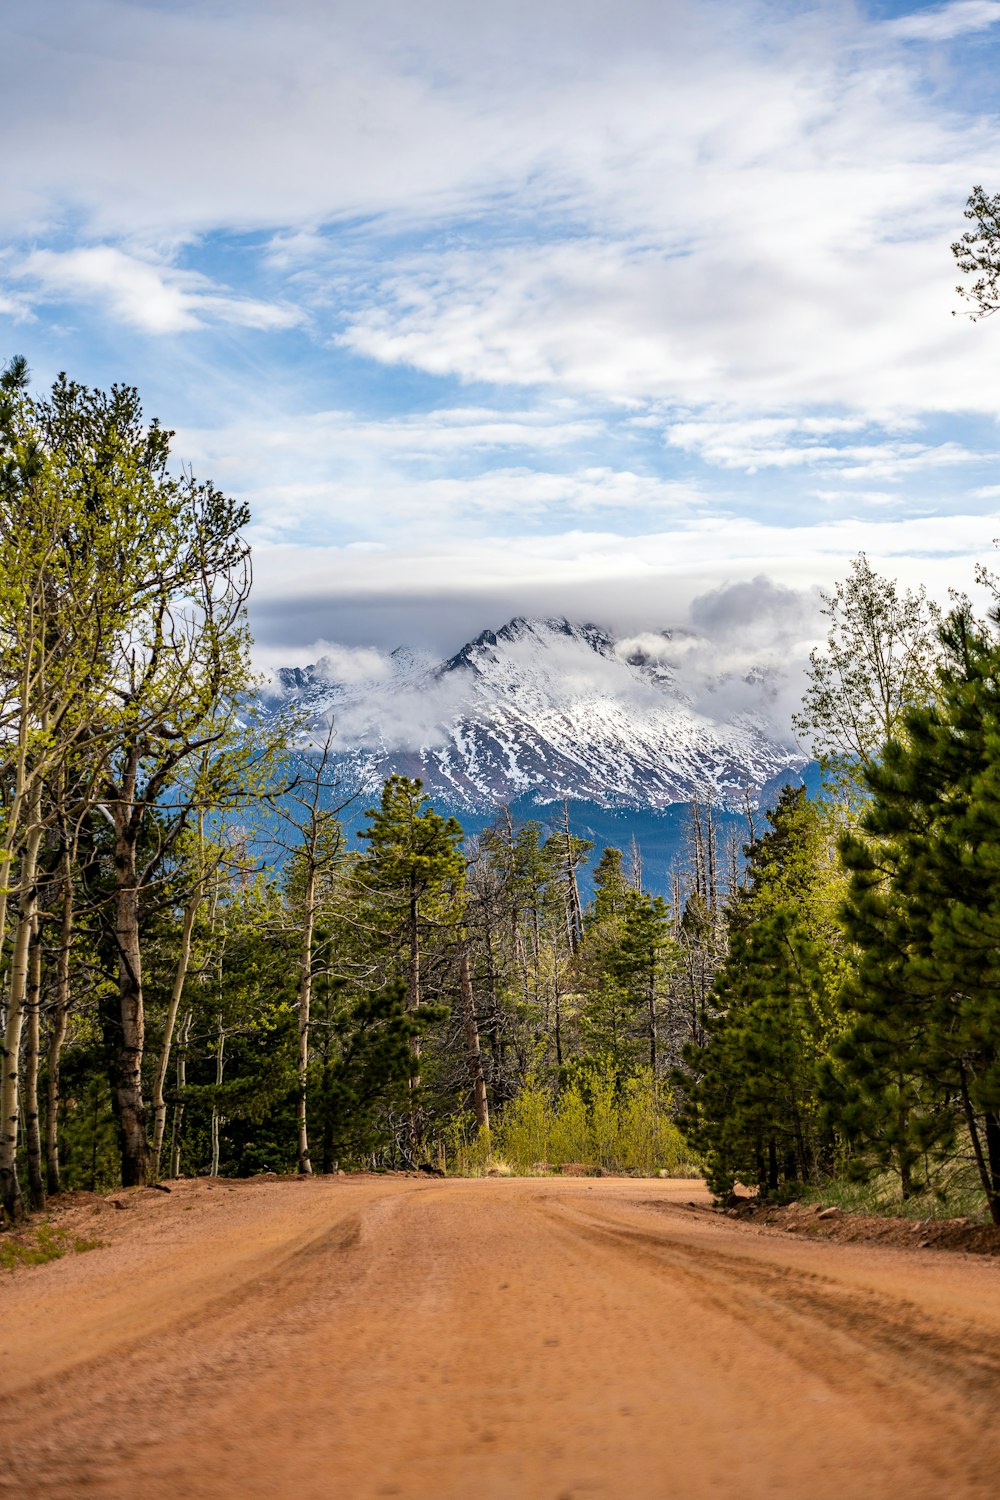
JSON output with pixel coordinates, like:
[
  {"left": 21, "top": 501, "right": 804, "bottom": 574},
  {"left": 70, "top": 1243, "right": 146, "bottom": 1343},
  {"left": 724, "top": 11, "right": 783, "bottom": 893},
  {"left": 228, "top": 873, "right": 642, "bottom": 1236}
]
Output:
[{"left": 269, "top": 616, "right": 807, "bottom": 812}]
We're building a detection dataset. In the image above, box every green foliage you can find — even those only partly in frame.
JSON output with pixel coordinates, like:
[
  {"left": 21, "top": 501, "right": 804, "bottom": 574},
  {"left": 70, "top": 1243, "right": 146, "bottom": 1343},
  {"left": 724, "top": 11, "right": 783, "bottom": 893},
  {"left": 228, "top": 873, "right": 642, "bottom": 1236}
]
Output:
[
  {"left": 496, "top": 1075, "right": 552, "bottom": 1171},
  {"left": 572, "top": 852, "right": 676, "bottom": 1078},
  {"left": 441, "top": 1119, "right": 495, "bottom": 1176},
  {"left": 311, "top": 985, "right": 437, "bottom": 1168},
  {"left": 675, "top": 786, "right": 848, "bottom": 1198},
  {"left": 0, "top": 1221, "right": 103, "bottom": 1272},
  {"left": 837, "top": 604, "right": 1000, "bottom": 1220},
  {"left": 793, "top": 552, "right": 941, "bottom": 793},
  {"left": 589, "top": 846, "right": 631, "bottom": 923},
  {"left": 497, "top": 1063, "right": 691, "bottom": 1175},
  {"left": 166, "top": 883, "right": 299, "bottom": 1177},
  {"left": 953, "top": 184, "right": 1000, "bottom": 321},
  {"left": 800, "top": 1165, "right": 991, "bottom": 1224},
  {"left": 356, "top": 775, "right": 465, "bottom": 926},
  {"left": 56, "top": 1070, "right": 120, "bottom": 1194}
]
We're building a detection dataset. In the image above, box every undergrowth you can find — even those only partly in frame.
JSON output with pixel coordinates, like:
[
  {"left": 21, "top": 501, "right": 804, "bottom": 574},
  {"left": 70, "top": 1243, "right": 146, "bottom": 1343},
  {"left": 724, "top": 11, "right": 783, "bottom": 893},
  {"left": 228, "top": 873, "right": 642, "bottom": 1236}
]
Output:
[
  {"left": 801, "top": 1165, "right": 990, "bottom": 1224},
  {"left": 0, "top": 1220, "right": 104, "bottom": 1272},
  {"left": 445, "top": 1066, "right": 701, "bottom": 1178}
]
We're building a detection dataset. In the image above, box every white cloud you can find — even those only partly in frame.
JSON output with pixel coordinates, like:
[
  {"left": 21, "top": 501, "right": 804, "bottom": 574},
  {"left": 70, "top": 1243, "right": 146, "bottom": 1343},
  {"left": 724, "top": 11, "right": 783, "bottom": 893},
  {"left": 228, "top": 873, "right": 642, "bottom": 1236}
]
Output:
[
  {"left": 247, "top": 511, "right": 1000, "bottom": 656},
  {"left": 306, "top": 642, "right": 394, "bottom": 684},
  {"left": 812, "top": 489, "right": 906, "bottom": 507},
  {"left": 237, "top": 467, "right": 703, "bottom": 543},
  {"left": 12, "top": 247, "right": 303, "bottom": 335},
  {"left": 167, "top": 402, "right": 697, "bottom": 540},
  {"left": 0, "top": 289, "right": 32, "bottom": 322},
  {"left": 256, "top": 575, "right": 822, "bottom": 755},
  {"left": 174, "top": 403, "right": 606, "bottom": 472},
  {"left": 666, "top": 417, "right": 993, "bottom": 476},
  {"left": 5, "top": 1, "right": 1000, "bottom": 431},
  {"left": 6, "top": 0, "right": 1000, "bottom": 677},
  {"left": 332, "top": 223, "right": 1000, "bottom": 418},
  {"left": 886, "top": 1, "right": 1000, "bottom": 42},
  {"left": 254, "top": 637, "right": 393, "bottom": 683}
]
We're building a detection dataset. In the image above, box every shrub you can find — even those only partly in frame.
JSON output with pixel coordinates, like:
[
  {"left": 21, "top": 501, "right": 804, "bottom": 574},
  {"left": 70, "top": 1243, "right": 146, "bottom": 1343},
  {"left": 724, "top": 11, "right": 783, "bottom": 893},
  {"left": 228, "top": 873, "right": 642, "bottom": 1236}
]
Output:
[{"left": 493, "top": 1063, "right": 694, "bottom": 1176}]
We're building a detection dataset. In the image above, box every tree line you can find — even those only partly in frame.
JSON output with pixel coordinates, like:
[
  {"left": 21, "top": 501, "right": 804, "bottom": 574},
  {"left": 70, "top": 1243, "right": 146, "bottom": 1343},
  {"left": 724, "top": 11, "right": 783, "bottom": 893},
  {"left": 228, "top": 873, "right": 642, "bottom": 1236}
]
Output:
[
  {"left": 6, "top": 349, "right": 1000, "bottom": 1230},
  {"left": 674, "top": 193, "right": 1000, "bottom": 1224},
  {"left": 677, "top": 557, "right": 1000, "bottom": 1225},
  {"left": 0, "top": 360, "right": 719, "bottom": 1223}
]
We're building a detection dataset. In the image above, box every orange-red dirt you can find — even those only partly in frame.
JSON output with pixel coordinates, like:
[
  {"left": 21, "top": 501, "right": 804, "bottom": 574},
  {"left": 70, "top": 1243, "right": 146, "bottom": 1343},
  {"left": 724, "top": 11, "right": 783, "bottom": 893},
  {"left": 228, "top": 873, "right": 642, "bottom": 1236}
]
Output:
[{"left": 3, "top": 1174, "right": 1000, "bottom": 1498}]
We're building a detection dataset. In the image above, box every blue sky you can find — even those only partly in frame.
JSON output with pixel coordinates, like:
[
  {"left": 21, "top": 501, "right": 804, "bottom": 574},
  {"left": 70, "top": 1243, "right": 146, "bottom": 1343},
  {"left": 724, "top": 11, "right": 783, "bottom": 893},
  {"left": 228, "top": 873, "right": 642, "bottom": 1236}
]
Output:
[{"left": 5, "top": 0, "right": 1000, "bottom": 672}]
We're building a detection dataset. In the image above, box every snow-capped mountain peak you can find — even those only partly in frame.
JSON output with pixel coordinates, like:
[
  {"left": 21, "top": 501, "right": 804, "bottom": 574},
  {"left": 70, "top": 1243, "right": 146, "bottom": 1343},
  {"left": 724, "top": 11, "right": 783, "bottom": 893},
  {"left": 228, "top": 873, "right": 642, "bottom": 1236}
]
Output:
[{"left": 268, "top": 615, "right": 806, "bottom": 812}]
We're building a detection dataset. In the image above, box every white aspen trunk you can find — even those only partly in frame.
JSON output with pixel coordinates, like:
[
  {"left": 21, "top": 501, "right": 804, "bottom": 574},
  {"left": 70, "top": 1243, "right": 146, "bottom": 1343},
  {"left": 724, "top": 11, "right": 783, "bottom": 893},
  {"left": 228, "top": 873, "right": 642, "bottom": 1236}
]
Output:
[
  {"left": 112, "top": 807, "right": 148, "bottom": 1187},
  {"left": 0, "top": 790, "right": 44, "bottom": 1224},
  {"left": 553, "top": 969, "right": 563, "bottom": 1067},
  {"left": 210, "top": 1016, "right": 225, "bottom": 1177},
  {"left": 406, "top": 882, "right": 422, "bottom": 1163},
  {"left": 296, "top": 864, "right": 317, "bottom": 1175},
  {"left": 501, "top": 807, "right": 531, "bottom": 1007},
  {"left": 706, "top": 803, "right": 717, "bottom": 908},
  {"left": 459, "top": 946, "right": 489, "bottom": 1132},
  {"left": 169, "top": 1009, "right": 192, "bottom": 1179},
  {"left": 0, "top": 673, "right": 34, "bottom": 976},
  {"left": 151, "top": 878, "right": 203, "bottom": 1180},
  {"left": 25, "top": 918, "right": 44, "bottom": 1211},
  {"left": 45, "top": 1005, "right": 69, "bottom": 1197},
  {"left": 561, "top": 802, "right": 584, "bottom": 951},
  {"left": 45, "top": 851, "right": 73, "bottom": 1196},
  {"left": 532, "top": 906, "right": 541, "bottom": 1020},
  {"left": 629, "top": 834, "right": 643, "bottom": 893}
]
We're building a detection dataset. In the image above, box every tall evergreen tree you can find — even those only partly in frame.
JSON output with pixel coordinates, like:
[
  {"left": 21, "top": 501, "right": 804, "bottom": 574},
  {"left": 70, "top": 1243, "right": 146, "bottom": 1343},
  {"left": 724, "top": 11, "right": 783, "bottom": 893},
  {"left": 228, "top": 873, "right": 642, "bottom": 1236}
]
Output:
[
  {"left": 353, "top": 775, "right": 465, "bottom": 1161},
  {"left": 839, "top": 605, "right": 1000, "bottom": 1221},
  {"left": 676, "top": 787, "right": 847, "bottom": 1198}
]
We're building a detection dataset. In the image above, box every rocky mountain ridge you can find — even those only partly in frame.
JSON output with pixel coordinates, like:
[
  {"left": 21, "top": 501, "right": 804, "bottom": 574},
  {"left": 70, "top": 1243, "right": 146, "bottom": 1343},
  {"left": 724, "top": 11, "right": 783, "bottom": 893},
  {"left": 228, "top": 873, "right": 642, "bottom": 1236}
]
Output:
[{"left": 269, "top": 615, "right": 807, "bottom": 812}]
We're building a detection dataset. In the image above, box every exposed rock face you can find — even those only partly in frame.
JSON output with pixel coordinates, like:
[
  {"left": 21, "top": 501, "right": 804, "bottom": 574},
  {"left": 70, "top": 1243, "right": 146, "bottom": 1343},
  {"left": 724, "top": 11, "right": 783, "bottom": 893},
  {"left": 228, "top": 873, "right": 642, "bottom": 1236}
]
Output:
[{"left": 267, "top": 615, "right": 807, "bottom": 812}]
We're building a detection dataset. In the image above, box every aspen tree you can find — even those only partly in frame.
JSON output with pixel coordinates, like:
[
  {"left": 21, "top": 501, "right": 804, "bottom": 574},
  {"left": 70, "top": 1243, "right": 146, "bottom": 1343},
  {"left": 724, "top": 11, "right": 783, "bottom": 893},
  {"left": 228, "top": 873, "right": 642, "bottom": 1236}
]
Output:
[
  {"left": 793, "top": 553, "right": 941, "bottom": 791},
  {"left": 0, "top": 366, "right": 181, "bottom": 1219},
  {"left": 150, "top": 814, "right": 217, "bottom": 1180},
  {"left": 269, "top": 723, "right": 352, "bottom": 1174},
  {"left": 458, "top": 944, "right": 489, "bottom": 1131},
  {"left": 953, "top": 184, "right": 1000, "bottom": 320},
  {"left": 0, "top": 365, "right": 256, "bottom": 1208},
  {"left": 45, "top": 838, "right": 75, "bottom": 1195}
]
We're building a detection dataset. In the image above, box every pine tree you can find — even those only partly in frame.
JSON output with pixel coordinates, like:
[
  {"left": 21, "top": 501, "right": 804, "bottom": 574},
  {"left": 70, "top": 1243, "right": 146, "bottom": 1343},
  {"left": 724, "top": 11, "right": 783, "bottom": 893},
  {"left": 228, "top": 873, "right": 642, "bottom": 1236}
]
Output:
[
  {"left": 353, "top": 775, "right": 465, "bottom": 1162},
  {"left": 838, "top": 605, "right": 1000, "bottom": 1221},
  {"left": 589, "top": 846, "right": 631, "bottom": 925},
  {"left": 607, "top": 891, "right": 675, "bottom": 1077},
  {"left": 676, "top": 787, "right": 846, "bottom": 1198}
]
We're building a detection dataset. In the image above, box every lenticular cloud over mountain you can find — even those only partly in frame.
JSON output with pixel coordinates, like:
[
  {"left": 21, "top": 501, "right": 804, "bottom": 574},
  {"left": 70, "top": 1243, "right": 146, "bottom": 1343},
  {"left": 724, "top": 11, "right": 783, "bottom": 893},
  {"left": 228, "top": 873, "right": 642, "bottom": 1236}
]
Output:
[{"left": 268, "top": 615, "right": 808, "bottom": 811}]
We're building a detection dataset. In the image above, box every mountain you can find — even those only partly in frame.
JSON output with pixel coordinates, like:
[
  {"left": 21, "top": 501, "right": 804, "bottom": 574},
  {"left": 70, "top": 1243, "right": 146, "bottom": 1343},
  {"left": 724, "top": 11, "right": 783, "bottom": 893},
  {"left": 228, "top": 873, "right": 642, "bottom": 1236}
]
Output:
[{"left": 268, "top": 615, "right": 808, "bottom": 814}]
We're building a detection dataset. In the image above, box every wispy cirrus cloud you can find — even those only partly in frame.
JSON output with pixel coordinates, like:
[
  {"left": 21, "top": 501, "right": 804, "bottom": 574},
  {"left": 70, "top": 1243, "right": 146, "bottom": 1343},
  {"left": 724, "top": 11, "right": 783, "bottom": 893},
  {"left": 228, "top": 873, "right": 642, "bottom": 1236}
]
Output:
[
  {"left": 4, "top": 0, "right": 1000, "bottom": 684},
  {"left": 11, "top": 246, "right": 303, "bottom": 335},
  {"left": 665, "top": 416, "right": 993, "bottom": 478},
  {"left": 885, "top": 0, "right": 1000, "bottom": 42}
]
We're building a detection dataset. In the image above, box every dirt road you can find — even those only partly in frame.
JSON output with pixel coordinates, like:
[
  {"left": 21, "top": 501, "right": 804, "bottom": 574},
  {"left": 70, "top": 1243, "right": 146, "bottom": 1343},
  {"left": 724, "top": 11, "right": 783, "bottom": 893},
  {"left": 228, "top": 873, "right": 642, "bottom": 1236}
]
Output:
[{"left": 3, "top": 1175, "right": 1000, "bottom": 1498}]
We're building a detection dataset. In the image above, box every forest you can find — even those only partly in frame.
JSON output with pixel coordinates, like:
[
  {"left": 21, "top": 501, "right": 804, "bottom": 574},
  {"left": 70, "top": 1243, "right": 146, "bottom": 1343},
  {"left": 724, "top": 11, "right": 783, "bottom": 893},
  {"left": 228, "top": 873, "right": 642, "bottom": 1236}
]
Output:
[{"left": 4, "top": 349, "right": 1000, "bottom": 1230}]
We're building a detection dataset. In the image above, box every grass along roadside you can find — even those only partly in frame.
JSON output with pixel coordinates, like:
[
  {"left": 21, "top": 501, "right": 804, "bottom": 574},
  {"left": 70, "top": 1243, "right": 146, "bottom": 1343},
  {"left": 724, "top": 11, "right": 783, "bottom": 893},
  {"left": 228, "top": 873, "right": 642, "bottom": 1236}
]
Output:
[
  {"left": 799, "top": 1165, "right": 991, "bottom": 1225},
  {"left": 0, "top": 1219, "right": 104, "bottom": 1272}
]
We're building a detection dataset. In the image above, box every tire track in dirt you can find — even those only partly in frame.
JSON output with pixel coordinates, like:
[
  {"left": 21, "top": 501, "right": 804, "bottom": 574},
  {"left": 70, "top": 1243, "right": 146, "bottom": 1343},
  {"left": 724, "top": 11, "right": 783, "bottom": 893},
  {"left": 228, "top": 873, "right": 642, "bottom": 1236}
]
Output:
[
  {"left": 0, "top": 1181, "right": 422, "bottom": 1497},
  {"left": 542, "top": 1192, "right": 1000, "bottom": 1417},
  {"left": 5, "top": 1177, "right": 1000, "bottom": 1499}
]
